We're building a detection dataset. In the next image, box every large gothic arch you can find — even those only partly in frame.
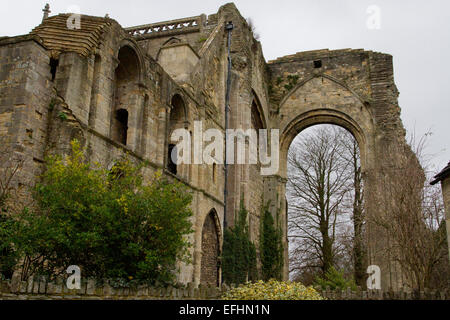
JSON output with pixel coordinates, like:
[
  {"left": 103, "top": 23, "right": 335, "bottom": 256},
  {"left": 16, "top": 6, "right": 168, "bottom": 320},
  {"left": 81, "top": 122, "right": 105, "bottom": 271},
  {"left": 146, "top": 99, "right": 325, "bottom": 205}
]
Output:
[{"left": 265, "top": 69, "right": 408, "bottom": 289}]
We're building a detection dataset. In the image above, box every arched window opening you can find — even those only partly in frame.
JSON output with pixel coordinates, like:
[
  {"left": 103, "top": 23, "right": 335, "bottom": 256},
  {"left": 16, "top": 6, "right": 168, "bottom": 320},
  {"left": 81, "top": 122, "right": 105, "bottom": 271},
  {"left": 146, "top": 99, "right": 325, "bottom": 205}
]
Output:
[
  {"left": 111, "top": 45, "right": 139, "bottom": 146},
  {"left": 251, "top": 100, "right": 264, "bottom": 158},
  {"left": 168, "top": 143, "right": 177, "bottom": 175},
  {"left": 200, "top": 210, "right": 221, "bottom": 286},
  {"left": 251, "top": 100, "right": 264, "bottom": 132},
  {"left": 49, "top": 57, "right": 59, "bottom": 81},
  {"left": 167, "top": 94, "right": 186, "bottom": 175},
  {"left": 113, "top": 109, "right": 128, "bottom": 145}
]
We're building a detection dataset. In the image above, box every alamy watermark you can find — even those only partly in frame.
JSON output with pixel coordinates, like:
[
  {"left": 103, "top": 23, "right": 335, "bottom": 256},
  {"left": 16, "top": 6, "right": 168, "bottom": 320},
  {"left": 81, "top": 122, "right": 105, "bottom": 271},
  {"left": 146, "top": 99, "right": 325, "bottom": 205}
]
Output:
[
  {"left": 366, "top": 265, "right": 381, "bottom": 289},
  {"left": 366, "top": 5, "right": 381, "bottom": 30},
  {"left": 66, "top": 265, "right": 81, "bottom": 290},
  {"left": 170, "top": 121, "right": 280, "bottom": 176},
  {"left": 66, "top": 5, "right": 81, "bottom": 30}
]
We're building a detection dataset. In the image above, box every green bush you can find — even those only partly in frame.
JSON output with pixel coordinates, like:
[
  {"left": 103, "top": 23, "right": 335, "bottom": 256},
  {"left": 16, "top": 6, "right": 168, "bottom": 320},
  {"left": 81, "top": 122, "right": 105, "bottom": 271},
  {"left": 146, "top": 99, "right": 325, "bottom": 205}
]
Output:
[
  {"left": 222, "top": 202, "right": 257, "bottom": 284},
  {"left": 260, "top": 203, "right": 283, "bottom": 280},
  {"left": 0, "top": 213, "right": 19, "bottom": 279},
  {"left": 0, "top": 140, "right": 193, "bottom": 284},
  {"left": 313, "top": 266, "right": 357, "bottom": 291},
  {"left": 222, "top": 279, "right": 323, "bottom": 300}
]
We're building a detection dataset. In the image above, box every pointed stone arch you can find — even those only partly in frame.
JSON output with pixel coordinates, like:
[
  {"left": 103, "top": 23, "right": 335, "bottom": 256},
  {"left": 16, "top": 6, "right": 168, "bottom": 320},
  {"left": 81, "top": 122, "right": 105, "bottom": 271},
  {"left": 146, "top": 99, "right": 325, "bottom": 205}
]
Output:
[
  {"left": 266, "top": 73, "right": 380, "bottom": 284},
  {"left": 251, "top": 89, "right": 267, "bottom": 130},
  {"left": 167, "top": 93, "right": 189, "bottom": 176},
  {"left": 277, "top": 75, "right": 376, "bottom": 179},
  {"left": 111, "top": 45, "right": 141, "bottom": 147},
  {"left": 279, "top": 73, "right": 369, "bottom": 108},
  {"left": 200, "top": 209, "right": 222, "bottom": 286}
]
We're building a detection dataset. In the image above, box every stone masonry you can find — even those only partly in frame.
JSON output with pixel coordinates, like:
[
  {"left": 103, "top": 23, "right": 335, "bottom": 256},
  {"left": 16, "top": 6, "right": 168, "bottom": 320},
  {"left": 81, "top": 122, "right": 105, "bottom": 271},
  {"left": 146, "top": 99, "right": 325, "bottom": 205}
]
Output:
[{"left": 0, "top": 3, "right": 429, "bottom": 289}]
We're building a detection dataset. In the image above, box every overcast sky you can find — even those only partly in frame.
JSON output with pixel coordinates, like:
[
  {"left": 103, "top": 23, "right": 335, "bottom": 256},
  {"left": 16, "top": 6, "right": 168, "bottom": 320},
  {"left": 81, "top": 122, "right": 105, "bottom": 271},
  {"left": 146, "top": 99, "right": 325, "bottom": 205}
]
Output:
[{"left": 2, "top": 0, "right": 449, "bottom": 173}]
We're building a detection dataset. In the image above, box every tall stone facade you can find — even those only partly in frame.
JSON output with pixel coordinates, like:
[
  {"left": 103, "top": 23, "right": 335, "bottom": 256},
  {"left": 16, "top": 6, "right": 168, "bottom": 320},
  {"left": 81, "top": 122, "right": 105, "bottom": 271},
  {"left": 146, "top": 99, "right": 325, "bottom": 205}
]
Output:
[{"left": 0, "top": 3, "right": 420, "bottom": 289}]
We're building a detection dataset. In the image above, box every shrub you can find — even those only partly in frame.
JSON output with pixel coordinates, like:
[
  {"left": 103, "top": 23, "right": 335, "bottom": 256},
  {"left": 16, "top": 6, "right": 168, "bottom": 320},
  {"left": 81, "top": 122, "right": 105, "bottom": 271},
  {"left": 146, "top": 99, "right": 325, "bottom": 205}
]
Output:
[
  {"left": 314, "top": 266, "right": 357, "bottom": 291},
  {"left": 260, "top": 203, "right": 283, "bottom": 280},
  {"left": 222, "top": 279, "right": 323, "bottom": 300},
  {"left": 222, "top": 202, "right": 257, "bottom": 284},
  {"left": 0, "top": 213, "right": 19, "bottom": 279},
  {"left": 1, "top": 140, "right": 193, "bottom": 284}
]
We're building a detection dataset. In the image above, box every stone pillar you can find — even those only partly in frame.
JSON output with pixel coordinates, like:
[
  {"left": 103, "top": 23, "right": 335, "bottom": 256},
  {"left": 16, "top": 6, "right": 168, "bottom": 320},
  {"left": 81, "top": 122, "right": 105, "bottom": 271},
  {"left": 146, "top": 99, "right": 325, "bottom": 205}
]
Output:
[{"left": 263, "top": 175, "right": 289, "bottom": 280}]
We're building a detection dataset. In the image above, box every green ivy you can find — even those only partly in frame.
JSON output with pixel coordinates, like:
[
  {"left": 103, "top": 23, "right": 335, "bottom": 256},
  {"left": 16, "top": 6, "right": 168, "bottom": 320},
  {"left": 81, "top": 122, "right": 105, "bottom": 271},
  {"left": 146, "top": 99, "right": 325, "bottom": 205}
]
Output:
[
  {"left": 57, "top": 111, "right": 68, "bottom": 121},
  {"left": 0, "top": 213, "right": 19, "bottom": 279},
  {"left": 260, "top": 202, "right": 283, "bottom": 281},
  {"left": 221, "top": 201, "right": 257, "bottom": 285}
]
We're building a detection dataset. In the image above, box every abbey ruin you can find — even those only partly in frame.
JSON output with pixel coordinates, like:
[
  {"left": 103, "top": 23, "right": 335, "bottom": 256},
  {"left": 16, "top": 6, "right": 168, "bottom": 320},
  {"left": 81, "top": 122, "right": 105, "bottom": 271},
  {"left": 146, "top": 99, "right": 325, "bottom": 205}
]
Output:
[{"left": 1, "top": 3, "right": 439, "bottom": 290}]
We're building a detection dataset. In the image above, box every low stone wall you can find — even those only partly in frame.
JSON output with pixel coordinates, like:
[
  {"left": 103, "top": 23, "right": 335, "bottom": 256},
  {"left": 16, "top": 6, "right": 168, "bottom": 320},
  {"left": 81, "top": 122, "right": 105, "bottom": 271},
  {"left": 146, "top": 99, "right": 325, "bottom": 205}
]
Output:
[
  {"left": 0, "top": 276, "right": 224, "bottom": 300},
  {"left": 1, "top": 277, "right": 449, "bottom": 300},
  {"left": 319, "top": 287, "right": 450, "bottom": 300}
]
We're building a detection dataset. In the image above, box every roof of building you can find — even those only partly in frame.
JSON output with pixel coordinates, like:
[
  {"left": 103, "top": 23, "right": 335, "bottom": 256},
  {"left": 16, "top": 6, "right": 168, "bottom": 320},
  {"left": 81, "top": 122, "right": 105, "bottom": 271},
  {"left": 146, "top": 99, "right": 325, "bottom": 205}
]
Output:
[
  {"left": 30, "top": 14, "right": 113, "bottom": 57},
  {"left": 430, "top": 161, "right": 450, "bottom": 185}
]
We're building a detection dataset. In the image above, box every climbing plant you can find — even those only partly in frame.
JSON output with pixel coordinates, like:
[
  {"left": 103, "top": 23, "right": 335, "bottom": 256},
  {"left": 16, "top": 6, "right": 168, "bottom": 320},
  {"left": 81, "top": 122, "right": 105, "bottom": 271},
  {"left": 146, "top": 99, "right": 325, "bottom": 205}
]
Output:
[
  {"left": 260, "top": 201, "right": 283, "bottom": 280},
  {"left": 221, "top": 201, "right": 257, "bottom": 285}
]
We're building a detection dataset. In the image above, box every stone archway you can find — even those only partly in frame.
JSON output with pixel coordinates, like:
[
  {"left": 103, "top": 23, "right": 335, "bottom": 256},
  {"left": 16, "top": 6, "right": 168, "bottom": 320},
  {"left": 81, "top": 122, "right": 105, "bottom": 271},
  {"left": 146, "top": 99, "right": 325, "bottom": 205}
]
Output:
[
  {"left": 200, "top": 209, "right": 221, "bottom": 286},
  {"left": 263, "top": 66, "right": 414, "bottom": 290},
  {"left": 110, "top": 45, "right": 143, "bottom": 151},
  {"left": 274, "top": 76, "right": 375, "bottom": 282}
]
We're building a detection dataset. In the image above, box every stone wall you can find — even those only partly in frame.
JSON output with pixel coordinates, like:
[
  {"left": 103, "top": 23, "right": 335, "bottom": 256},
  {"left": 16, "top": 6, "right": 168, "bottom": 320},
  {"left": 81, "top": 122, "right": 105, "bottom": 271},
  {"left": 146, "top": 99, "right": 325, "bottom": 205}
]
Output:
[
  {"left": 0, "top": 277, "right": 223, "bottom": 300},
  {"left": 1, "top": 277, "right": 448, "bottom": 300},
  {"left": 319, "top": 287, "right": 450, "bottom": 300}
]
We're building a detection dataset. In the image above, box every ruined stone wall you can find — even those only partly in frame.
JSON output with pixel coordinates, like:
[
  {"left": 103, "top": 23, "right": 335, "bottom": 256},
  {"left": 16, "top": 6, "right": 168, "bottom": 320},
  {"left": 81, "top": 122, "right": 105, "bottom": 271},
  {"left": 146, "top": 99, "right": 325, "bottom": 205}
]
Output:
[
  {"left": 0, "top": 3, "right": 421, "bottom": 290},
  {"left": 0, "top": 277, "right": 224, "bottom": 300},
  {"left": 0, "top": 36, "right": 54, "bottom": 193},
  {"left": 266, "top": 48, "right": 414, "bottom": 287}
]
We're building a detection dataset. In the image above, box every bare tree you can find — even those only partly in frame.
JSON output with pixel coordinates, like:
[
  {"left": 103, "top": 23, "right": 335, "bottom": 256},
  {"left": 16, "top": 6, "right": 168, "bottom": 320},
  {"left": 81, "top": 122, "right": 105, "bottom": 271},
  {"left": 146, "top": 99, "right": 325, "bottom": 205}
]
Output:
[
  {"left": 0, "top": 139, "right": 25, "bottom": 213},
  {"left": 371, "top": 133, "right": 449, "bottom": 291},
  {"left": 287, "top": 125, "right": 356, "bottom": 279},
  {"left": 340, "top": 135, "right": 367, "bottom": 287}
]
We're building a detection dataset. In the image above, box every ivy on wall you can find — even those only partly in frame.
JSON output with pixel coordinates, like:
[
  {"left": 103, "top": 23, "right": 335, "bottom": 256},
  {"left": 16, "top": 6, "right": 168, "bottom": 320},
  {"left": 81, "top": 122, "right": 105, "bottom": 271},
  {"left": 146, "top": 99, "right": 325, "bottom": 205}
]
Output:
[
  {"left": 221, "top": 202, "right": 257, "bottom": 285},
  {"left": 259, "top": 202, "right": 283, "bottom": 281}
]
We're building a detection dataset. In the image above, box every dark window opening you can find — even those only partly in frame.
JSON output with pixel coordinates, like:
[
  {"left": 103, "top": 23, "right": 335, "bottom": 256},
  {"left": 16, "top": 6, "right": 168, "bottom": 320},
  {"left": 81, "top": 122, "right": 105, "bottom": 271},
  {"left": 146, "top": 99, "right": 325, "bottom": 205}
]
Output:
[
  {"left": 168, "top": 144, "right": 177, "bottom": 175},
  {"left": 50, "top": 58, "right": 59, "bottom": 81},
  {"left": 314, "top": 60, "right": 322, "bottom": 68},
  {"left": 115, "top": 109, "right": 128, "bottom": 145}
]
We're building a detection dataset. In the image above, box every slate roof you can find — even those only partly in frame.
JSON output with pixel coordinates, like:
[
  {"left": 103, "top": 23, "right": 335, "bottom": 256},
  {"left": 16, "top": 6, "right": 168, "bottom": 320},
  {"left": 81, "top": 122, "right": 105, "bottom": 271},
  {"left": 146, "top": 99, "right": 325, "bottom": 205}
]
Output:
[{"left": 431, "top": 161, "right": 450, "bottom": 185}]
